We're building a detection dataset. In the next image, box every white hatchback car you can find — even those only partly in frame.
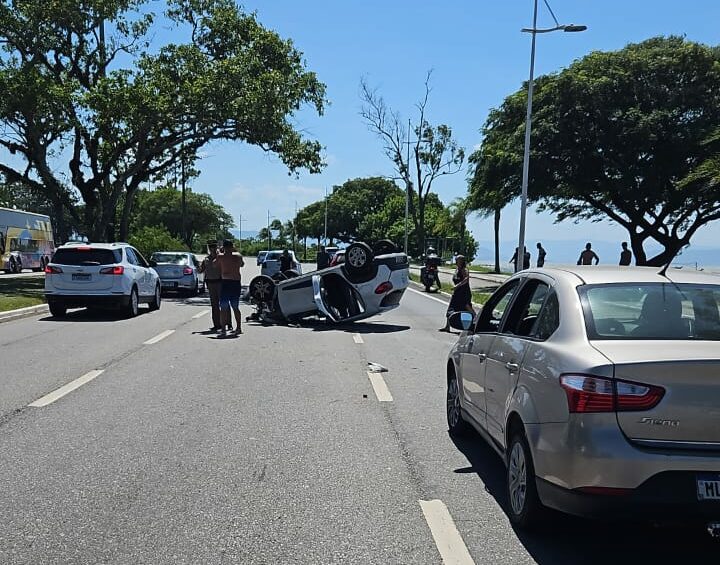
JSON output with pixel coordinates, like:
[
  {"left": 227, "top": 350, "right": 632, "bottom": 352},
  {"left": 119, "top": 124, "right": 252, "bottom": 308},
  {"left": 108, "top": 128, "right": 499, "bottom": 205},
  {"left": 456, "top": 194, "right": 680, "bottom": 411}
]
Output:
[
  {"left": 260, "top": 250, "right": 302, "bottom": 278},
  {"left": 44, "top": 242, "right": 161, "bottom": 318}
]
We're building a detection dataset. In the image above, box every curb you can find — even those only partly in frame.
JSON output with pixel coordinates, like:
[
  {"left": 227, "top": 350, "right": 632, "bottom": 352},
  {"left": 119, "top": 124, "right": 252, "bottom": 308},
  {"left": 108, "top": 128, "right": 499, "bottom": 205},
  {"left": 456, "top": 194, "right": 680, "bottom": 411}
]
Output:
[
  {"left": 408, "top": 280, "right": 485, "bottom": 309},
  {"left": 0, "top": 303, "right": 49, "bottom": 324}
]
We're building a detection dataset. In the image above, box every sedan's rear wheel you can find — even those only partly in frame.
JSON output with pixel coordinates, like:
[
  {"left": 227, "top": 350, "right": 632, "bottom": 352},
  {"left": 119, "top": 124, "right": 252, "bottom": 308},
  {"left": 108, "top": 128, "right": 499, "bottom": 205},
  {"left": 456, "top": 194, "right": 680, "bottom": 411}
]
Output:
[
  {"left": 447, "top": 374, "right": 470, "bottom": 436},
  {"left": 507, "top": 432, "right": 544, "bottom": 529}
]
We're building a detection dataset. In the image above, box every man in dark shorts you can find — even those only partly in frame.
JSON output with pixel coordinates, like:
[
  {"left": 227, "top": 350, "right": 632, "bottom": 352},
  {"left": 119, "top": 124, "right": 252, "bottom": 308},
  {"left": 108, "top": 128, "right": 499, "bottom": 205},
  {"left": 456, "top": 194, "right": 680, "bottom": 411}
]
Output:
[
  {"left": 217, "top": 239, "right": 245, "bottom": 336},
  {"left": 198, "top": 240, "right": 222, "bottom": 331}
]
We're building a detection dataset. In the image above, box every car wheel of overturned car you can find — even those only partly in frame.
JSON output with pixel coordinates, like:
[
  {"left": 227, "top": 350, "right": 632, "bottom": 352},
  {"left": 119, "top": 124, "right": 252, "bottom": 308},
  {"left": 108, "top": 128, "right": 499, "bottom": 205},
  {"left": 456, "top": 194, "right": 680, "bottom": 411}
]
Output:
[
  {"left": 372, "top": 239, "right": 397, "bottom": 256},
  {"left": 507, "top": 431, "right": 545, "bottom": 529},
  {"left": 249, "top": 275, "right": 276, "bottom": 303},
  {"left": 345, "top": 242, "right": 373, "bottom": 274}
]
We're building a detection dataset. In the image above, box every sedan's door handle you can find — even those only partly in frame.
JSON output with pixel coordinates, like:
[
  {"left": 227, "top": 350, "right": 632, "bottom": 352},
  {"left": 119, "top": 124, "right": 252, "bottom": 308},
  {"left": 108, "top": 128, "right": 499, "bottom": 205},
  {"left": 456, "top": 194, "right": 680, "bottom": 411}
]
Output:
[
  {"left": 505, "top": 362, "right": 519, "bottom": 372},
  {"left": 477, "top": 353, "right": 487, "bottom": 362}
]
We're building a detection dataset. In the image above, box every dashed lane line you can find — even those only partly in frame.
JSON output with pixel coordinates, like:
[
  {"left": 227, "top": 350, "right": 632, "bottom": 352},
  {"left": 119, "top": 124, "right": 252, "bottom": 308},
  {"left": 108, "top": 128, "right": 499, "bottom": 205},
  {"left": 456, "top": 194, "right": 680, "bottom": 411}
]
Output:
[
  {"left": 367, "top": 371, "right": 393, "bottom": 402},
  {"left": 353, "top": 333, "right": 364, "bottom": 344},
  {"left": 28, "top": 370, "right": 105, "bottom": 408},
  {"left": 407, "top": 286, "right": 449, "bottom": 306},
  {"left": 143, "top": 329, "right": 175, "bottom": 345},
  {"left": 420, "top": 499, "right": 476, "bottom": 565},
  {"left": 192, "top": 310, "right": 210, "bottom": 319}
]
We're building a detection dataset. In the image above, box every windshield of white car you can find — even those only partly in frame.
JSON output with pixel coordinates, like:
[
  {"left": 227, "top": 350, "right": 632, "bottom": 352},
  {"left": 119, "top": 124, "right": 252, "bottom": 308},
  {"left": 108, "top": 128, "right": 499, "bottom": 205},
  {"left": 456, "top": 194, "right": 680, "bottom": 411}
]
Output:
[{"left": 579, "top": 283, "right": 720, "bottom": 340}]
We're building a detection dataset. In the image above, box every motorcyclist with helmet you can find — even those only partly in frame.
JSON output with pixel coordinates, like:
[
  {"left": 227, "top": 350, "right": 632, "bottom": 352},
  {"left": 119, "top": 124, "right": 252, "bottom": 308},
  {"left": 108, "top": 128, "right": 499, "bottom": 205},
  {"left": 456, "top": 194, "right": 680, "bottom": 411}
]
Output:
[{"left": 420, "top": 246, "right": 442, "bottom": 292}]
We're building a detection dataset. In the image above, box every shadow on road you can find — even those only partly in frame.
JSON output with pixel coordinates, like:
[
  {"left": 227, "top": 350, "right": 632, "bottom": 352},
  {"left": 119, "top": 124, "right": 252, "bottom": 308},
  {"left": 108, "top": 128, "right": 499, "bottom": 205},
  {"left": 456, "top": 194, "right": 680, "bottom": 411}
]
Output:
[
  {"left": 37, "top": 307, "right": 159, "bottom": 322},
  {"left": 450, "top": 432, "right": 720, "bottom": 564},
  {"left": 304, "top": 319, "right": 411, "bottom": 334}
]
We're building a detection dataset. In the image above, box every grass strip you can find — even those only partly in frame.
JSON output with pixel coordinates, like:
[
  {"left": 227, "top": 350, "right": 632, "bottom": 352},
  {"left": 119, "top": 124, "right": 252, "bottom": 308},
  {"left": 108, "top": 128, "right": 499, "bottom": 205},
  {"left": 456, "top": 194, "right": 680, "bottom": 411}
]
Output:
[{"left": 0, "top": 274, "right": 46, "bottom": 312}]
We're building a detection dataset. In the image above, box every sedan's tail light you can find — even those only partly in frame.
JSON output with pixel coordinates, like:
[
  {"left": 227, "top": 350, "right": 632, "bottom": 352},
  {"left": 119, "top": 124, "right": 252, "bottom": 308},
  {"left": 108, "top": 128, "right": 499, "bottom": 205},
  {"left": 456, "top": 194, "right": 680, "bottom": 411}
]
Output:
[
  {"left": 374, "top": 281, "right": 393, "bottom": 294},
  {"left": 559, "top": 375, "right": 664, "bottom": 413},
  {"left": 183, "top": 267, "right": 193, "bottom": 275},
  {"left": 44, "top": 265, "right": 63, "bottom": 274},
  {"left": 99, "top": 266, "right": 124, "bottom": 275}
]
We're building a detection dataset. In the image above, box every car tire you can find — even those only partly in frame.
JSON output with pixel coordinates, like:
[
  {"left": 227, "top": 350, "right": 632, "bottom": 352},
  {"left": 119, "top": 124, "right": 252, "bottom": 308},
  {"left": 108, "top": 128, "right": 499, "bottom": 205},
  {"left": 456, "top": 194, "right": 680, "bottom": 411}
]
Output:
[
  {"left": 372, "top": 239, "right": 397, "bottom": 256},
  {"left": 249, "top": 275, "right": 276, "bottom": 303},
  {"left": 447, "top": 373, "right": 471, "bottom": 436},
  {"left": 506, "top": 431, "right": 545, "bottom": 529},
  {"left": 48, "top": 302, "right": 67, "bottom": 318},
  {"left": 125, "top": 287, "right": 139, "bottom": 318},
  {"left": 345, "top": 242, "right": 373, "bottom": 274},
  {"left": 149, "top": 284, "right": 161, "bottom": 311}
]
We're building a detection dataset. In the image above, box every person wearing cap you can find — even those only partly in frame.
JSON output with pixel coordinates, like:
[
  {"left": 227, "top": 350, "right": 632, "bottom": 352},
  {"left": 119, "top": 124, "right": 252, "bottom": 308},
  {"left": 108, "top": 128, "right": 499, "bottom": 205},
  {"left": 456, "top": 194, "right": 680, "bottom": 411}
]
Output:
[
  {"left": 199, "top": 240, "right": 222, "bottom": 331},
  {"left": 216, "top": 238, "right": 245, "bottom": 336}
]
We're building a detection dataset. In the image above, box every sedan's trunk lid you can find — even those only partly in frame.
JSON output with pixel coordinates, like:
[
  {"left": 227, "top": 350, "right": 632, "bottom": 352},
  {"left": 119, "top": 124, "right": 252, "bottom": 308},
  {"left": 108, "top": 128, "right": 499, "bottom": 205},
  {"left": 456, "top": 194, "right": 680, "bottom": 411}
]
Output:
[
  {"left": 591, "top": 341, "right": 720, "bottom": 445},
  {"left": 155, "top": 263, "right": 185, "bottom": 279}
]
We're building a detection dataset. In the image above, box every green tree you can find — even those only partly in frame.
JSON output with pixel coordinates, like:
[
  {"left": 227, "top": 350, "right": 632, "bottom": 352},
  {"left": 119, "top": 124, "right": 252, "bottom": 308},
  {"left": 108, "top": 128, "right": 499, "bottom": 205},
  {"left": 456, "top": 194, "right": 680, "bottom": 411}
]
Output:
[
  {"left": 0, "top": 0, "right": 326, "bottom": 242},
  {"left": 131, "top": 187, "right": 234, "bottom": 248},
  {"left": 470, "top": 36, "right": 720, "bottom": 266},
  {"left": 129, "top": 225, "right": 186, "bottom": 258},
  {"left": 361, "top": 72, "right": 465, "bottom": 255}
]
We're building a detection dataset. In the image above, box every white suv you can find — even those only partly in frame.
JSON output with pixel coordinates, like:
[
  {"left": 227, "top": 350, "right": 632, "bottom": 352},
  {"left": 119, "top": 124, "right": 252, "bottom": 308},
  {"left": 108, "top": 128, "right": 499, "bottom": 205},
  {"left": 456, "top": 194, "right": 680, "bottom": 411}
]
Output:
[{"left": 44, "top": 242, "right": 161, "bottom": 318}]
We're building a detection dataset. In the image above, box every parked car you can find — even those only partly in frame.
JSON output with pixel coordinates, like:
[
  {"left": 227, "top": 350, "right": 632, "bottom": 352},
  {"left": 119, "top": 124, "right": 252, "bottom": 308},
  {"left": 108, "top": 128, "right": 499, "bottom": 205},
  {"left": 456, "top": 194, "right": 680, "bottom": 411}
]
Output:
[
  {"left": 149, "top": 251, "right": 204, "bottom": 296},
  {"left": 256, "top": 250, "right": 269, "bottom": 266},
  {"left": 247, "top": 241, "right": 408, "bottom": 324},
  {"left": 446, "top": 266, "right": 720, "bottom": 532},
  {"left": 329, "top": 249, "right": 345, "bottom": 267},
  {"left": 44, "top": 242, "right": 161, "bottom": 318},
  {"left": 260, "top": 250, "right": 303, "bottom": 278}
]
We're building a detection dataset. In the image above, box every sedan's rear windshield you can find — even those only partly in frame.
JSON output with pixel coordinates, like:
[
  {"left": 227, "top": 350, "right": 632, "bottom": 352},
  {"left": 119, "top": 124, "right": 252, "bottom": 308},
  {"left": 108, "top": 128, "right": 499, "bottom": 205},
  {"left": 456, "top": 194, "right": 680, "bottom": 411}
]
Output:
[
  {"left": 151, "top": 253, "right": 188, "bottom": 265},
  {"left": 579, "top": 283, "right": 720, "bottom": 340},
  {"left": 52, "top": 248, "right": 122, "bottom": 266}
]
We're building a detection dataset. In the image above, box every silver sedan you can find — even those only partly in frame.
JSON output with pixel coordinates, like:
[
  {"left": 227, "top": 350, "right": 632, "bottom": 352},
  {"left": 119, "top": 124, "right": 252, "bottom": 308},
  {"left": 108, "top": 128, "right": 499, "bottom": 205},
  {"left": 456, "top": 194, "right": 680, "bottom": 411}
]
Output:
[
  {"left": 446, "top": 266, "right": 720, "bottom": 532},
  {"left": 149, "top": 252, "right": 204, "bottom": 296}
]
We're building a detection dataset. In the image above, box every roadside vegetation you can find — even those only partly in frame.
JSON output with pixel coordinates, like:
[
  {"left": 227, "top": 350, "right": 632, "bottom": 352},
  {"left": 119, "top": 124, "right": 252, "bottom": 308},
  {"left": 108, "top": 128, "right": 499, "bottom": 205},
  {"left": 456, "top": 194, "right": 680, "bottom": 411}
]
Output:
[{"left": 0, "top": 276, "right": 45, "bottom": 312}]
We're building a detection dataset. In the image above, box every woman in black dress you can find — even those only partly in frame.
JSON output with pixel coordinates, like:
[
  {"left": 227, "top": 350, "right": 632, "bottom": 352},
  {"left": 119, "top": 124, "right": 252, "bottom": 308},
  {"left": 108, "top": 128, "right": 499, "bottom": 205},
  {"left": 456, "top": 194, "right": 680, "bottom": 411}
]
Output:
[{"left": 438, "top": 255, "right": 474, "bottom": 332}]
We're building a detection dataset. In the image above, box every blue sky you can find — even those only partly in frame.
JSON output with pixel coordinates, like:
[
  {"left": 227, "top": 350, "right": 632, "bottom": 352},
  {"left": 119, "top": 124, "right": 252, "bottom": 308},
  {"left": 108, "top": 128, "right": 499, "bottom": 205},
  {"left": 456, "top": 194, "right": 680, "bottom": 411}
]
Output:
[{"left": 187, "top": 1, "right": 720, "bottom": 256}]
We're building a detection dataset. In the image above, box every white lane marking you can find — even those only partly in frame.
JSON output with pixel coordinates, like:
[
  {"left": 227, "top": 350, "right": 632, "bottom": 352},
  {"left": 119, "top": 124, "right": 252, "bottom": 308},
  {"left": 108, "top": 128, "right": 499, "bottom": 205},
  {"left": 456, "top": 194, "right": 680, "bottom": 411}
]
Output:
[
  {"left": 29, "top": 370, "right": 105, "bottom": 408},
  {"left": 353, "top": 333, "right": 364, "bottom": 344},
  {"left": 143, "top": 329, "right": 175, "bottom": 345},
  {"left": 367, "top": 371, "right": 393, "bottom": 402},
  {"left": 420, "top": 499, "right": 476, "bottom": 565},
  {"left": 192, "top": 310, "right": 210, "bottom": 319},
  {"left": 407, "top": 286, "right": 448, "bottom": 306}
]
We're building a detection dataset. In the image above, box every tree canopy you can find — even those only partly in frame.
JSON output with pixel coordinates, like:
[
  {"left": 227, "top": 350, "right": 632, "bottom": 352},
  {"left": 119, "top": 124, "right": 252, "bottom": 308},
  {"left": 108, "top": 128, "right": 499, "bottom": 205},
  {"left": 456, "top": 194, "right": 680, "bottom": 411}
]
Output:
[
  {"left": 0, "top": 0, "right": 327, "bottom": 241},
  {"left": 469, "top": 36, "right": 720, "bottom": 266}
]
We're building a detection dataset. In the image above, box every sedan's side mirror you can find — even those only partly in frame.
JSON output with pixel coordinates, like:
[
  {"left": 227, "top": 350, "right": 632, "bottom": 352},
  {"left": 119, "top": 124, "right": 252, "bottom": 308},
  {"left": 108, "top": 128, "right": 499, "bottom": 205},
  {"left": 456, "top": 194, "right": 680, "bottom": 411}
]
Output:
[{"left": 448, "top": 311, "right": 474, "bottom": 331}]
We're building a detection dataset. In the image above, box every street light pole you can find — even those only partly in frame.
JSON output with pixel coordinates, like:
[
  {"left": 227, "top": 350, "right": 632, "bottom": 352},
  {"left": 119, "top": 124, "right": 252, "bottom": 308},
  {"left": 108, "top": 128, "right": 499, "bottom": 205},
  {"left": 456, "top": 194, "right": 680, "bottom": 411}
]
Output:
[
  {"left": 267, "top": 209, "right": 271, "bottom": 251},
  {"left": 516, "top": 0, "right": 586, "bottom": 272},
  {"left": 323, "top": 188, "right": 328, "bottom": 245}
]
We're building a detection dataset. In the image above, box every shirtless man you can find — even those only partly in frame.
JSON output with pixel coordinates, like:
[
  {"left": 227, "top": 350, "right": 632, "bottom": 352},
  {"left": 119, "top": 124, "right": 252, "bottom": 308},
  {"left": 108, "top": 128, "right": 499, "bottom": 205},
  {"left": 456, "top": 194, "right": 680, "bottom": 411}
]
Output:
[{"left": 216, "top": 239, "right": 245, "bottom": 336}]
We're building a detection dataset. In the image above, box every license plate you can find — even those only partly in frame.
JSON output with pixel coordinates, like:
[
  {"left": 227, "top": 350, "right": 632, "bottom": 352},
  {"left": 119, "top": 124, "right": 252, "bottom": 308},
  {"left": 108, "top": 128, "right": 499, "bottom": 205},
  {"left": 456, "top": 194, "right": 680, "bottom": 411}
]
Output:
[
  {"left": 72, "top": 273, "right": 91, "bottom": 281},
  {"left": 697, "top": 474, "right": 720, "bottom": 500},
  {"left": 162, "top": 282, "right": 177, "bottom": 288}
]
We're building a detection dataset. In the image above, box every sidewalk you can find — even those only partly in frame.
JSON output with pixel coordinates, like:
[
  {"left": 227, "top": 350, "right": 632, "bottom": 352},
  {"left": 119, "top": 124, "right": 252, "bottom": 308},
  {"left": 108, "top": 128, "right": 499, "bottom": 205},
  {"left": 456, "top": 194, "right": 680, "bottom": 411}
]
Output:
[
  {"left": 409, "top": 265, "right": 508, "bottom": 290},
  {"left": 0, "top": 303, "right": 48, "bottom": 324}
]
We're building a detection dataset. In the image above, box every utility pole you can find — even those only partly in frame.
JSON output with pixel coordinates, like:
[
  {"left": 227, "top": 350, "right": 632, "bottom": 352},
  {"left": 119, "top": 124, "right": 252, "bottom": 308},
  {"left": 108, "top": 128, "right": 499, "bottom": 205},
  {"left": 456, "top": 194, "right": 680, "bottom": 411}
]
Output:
[
  {"left": 181, "top": 147, "right": 186, "bottom": 247},
  {"left": 267, "top": 209, "right": 271, "bottom": 251},
  {"left": 294, "top": 201, "right": 298, "bottom": 253},
  {"left": 238, "top": 214, "right": 242, "bottom": 251},
  {"left": 405, "top": 118, "right": 411, "bottom": 256},
  {"left": 323, "top": 188, "right": 328, "bottom": 245}
]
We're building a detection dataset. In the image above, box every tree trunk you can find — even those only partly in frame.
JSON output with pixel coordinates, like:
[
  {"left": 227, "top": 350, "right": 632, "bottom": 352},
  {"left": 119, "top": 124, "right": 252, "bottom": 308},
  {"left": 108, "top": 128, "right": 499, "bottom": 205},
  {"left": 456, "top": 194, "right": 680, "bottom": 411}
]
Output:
[
  {"left": 493, "top": 208, "right": 501, "bottom": 274},
  {"left": 629, "top": 233, "right": 648, "bottom": 266},
  {"left": 119, "top": 190, "right": 136, "bottom": 242}
]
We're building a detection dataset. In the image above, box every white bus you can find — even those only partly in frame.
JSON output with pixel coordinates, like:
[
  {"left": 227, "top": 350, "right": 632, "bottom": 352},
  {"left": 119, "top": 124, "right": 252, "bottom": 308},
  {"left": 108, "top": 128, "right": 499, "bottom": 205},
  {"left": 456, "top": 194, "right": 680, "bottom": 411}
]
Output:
[{"left": 0, "top": 207, "right": 55, "bottom": 273}]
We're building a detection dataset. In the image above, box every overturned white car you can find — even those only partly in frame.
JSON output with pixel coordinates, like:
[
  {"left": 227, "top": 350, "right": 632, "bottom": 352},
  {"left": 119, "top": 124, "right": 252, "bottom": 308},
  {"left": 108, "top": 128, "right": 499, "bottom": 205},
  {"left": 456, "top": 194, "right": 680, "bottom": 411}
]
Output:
[{"left": 246, "top": 241, "right": 409, "bottom": 324}]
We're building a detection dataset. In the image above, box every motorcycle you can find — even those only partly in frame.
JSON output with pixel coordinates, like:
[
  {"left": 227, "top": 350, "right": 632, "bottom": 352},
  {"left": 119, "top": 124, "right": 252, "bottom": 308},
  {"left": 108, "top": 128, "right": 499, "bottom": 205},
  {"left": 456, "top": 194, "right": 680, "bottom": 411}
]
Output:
[{"left": 420, "top": 262, "right": 441, "bottom": 292}]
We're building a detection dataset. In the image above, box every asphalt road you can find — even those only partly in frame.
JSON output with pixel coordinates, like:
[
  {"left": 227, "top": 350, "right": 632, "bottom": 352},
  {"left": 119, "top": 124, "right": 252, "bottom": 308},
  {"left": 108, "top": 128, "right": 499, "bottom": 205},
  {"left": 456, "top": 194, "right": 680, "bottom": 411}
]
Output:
[{"left": 0, "top": 264, "right": 718, "bottom": 564}]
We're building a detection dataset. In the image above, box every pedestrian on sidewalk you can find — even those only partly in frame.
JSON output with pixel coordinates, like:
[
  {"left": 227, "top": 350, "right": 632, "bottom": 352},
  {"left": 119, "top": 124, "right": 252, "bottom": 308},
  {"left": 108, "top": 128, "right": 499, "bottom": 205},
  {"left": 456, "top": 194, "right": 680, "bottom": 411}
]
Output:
[
  {"left": 438, "top": 255, "right": 474, "bottom": 332},
  {"left": 509, "top": 247, "right": 531, "bottom": 271},
  {"left": 577, "top": 242, "right": 600, "bottom": 265},
  {"left": 619, "top": 242, "right": 632, "bottom": 266},
  {"left": 536, "top": 242, "right": 547, "bottom": 268},
  {"left": 217, "top": 239, "right": 245, "bottom": 336},
  {"left": 198, "top": 240, "right": 222, "bottom": 331}
]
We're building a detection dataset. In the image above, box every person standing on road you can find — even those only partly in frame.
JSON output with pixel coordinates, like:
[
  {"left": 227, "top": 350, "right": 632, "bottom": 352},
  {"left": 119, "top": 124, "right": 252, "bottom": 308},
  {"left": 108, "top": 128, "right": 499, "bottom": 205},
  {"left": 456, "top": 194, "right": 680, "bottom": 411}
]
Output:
[
  {"left": 577, "top": 242, "right": 600, "bottom": 265},
  {"left": 279, "top": 249, "right": 295, "bottom": 273},
  {"left": 316, "top": 245, "right": 330, "bottom": 270},
  {"left": 509, "top": 247, "right": 531, "bottom": 271},
  {"left": 438, "top": 255, "right": 474, "bottom": 332},
  {"left": 198, "top": 240, "right": 222, "bottom": 331},
  {"left": 217, "top": 239, "right": 245, "bottom": 336},
  {"left": 536, "top": 242, "right": 547, "bottom": 268},
  {"left": 619, "top": 242, "right": 632, "bottom": 266}
]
